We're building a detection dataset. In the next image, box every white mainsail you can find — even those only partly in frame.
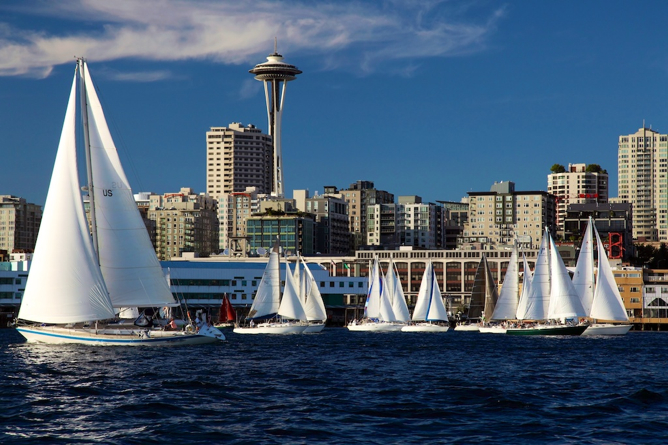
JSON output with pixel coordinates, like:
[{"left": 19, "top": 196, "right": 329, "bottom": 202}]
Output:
[
  {"left": 379, "top": 273, "right": 397, "bottom": 322},
  {"left": 491, "top": 242, "right": 520, "bottom": 320},
  {"left": 386, "top": 259, "right": 410, "bottom": 322},
  {"left": 590, "top": 227, "right": 629, "bottom": 321},
  {"left": 517, "top": 229, "right": 550, "bottom": 321},
  {"left": 572, "top": 217, "right": 595, "bottom": 315},
  {"left": 279, "top": 263, "right": 307, "bottom": 321},
  {"left": 547, "top": 236, "right": 587, "bottom": 321},
  {"left": 18, "top": 74, "right": 116, "bottom": 324},
  {"left": 83, "top": 66, "right": 177, "bottom": 309},
  {"left": 301, "top": 259, "right": 327, "bottom": 322},
  {"left": 515, "top": 253, "right": 533, "bottom": 320},
  {"left": 247, "top": 246, "right": 281, "bottom": 319},
  {"left": 412, "top": 261, "right": 449, "bottom": 321},
  {"left": 364, "top": 257, "right": 383, "bottom": 319}
]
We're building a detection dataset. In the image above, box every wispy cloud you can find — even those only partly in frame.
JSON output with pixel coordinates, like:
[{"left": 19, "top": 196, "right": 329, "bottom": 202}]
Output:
[{"left": 0, "top": 0, "right": 505, "bottom": 79}]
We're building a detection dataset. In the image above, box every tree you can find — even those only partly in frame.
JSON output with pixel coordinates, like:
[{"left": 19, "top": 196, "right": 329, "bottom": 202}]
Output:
[
  {"left": 586, "top": 163, "right": 607, "bottom": 174},
  {"left": 550, "top": 164, "right": 566, "bottom": 173}
]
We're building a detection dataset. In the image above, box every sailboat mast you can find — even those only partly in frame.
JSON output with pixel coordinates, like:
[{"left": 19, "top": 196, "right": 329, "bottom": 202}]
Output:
[{"left": 77, "top": 58, "right": 100, "bottom": 260}]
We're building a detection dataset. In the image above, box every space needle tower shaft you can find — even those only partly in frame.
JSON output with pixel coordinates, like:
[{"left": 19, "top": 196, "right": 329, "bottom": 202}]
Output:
[{"left": 249, "top": 40, "right": 302, "bottom": 198}]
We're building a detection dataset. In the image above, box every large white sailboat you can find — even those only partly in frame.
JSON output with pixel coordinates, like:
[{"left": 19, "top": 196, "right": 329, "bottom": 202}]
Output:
[
  {"left": 402, "top": 260, "right": 450, "bottom": 332},
  {"left": 347, "top": 257, "right": 401, "bottom": 331},
  {"left": 581, "top": 220, "right": 632, "bottom": 336},
  {"left": 16, "top": 60, "right": 224, "bottom": 345},
  {"left": 234, "top": 241, "right": 308, "bottom": 334},
  {"left": 507, "top": 228, "right": 588, "bottom": 336}
]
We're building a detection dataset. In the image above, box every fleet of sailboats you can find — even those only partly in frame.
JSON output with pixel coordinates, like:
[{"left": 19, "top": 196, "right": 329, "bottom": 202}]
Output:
[
  {"left": 15, "top": 60, "right": 225, "bottom": 345},
  {"left": 233, "top": 240, "right": 308, "bottom": 334}
]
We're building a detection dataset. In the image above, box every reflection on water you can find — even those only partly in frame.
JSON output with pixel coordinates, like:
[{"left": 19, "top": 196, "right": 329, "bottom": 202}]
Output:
[{"left": 2, "top": 329, "right": 668, "bottom": 444}]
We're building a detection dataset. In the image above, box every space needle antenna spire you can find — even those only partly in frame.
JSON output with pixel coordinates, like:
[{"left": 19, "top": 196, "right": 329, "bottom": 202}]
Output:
[{"left": 250, "top": 40, "right": 302, "bottom": 198}]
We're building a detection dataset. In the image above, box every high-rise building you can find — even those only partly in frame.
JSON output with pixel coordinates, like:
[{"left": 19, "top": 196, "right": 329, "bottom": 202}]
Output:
[
  {"left": 206, "top": 123, "right": 273, "bottom": 200},
  {"left": 246, "top": 214, "right": 315, "bottom": 256},
  {"left": 618, "top": 126, "right": 668, "bottom": 241},
  {"left": 0, "top": 195, "right": 41, "bottom": 254},
  {"left": 293, "top": 188, "right": 351, "bottom": 255},
  {"left": 460, "top": 181, "right": 556, "bottom": 249},
  {"left": 218, "top": 187, "right": 263, "bottom": 257},
  {"left": 367, "top": 196, "right": 445, "bottom": 249},
  {"left": 340, "top": 181, "right": 394, "bottom": 250},
  {"left": 250, "top": 45, "right": 302, "bottom": 197},
  {"left": 146, "top": 188, "right": 218, "bottom": 260},
  {"left": 547, "top": 163, "right": 608, "bottom": 233}
]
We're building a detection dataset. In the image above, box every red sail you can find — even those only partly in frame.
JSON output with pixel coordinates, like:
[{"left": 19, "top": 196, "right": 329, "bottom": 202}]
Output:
[{"left": 219, "top": 294, "right": 237, "bottom": 323}]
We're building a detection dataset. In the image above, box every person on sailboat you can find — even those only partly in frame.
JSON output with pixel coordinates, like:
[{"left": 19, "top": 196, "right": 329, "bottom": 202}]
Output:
[{"left": 165, "top": 317, "right": 178, "bottom": 331}]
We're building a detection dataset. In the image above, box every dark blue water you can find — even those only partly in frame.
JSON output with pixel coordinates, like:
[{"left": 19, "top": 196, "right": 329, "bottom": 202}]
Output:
[{"left": 1, "top": 329, "right": 667, "bottom": 444}]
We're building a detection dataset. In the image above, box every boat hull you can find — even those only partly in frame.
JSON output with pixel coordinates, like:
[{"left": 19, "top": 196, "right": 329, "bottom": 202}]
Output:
[
  {"left": 454, "top": 324, "right": 480, "bottom": 332},
  {"left": 505, "top": 325, "right": 587, "bottom": 336},
  {"left": 581, "top": 324, "right": 632, "bottom": 336},
  {"left": 303, "top": 322, "right": 326, "bottom": 333},
  {"left": 16, "top": 325, "right": 224, "bottom": 346},
  {"left": 401, "top": 323, "right": 449, "bottom": 333},
  {"left": 346, "top": 322, "right": 403, "bottom": 332},
  {"left": 478, "top": 326, "right": 507, "bottom": 334},
  {"left": 233, "top": 323, "right": 307, "bottom": 334}
]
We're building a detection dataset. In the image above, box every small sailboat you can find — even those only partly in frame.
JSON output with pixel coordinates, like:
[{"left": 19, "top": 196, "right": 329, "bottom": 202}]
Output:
[
  {"left": 214, "top": 294, "right": 237, "bottom": 328},
  {"left": 402, "top": 260, "right": 449, "bottom": 332},
  {"left": 299, "top": 258, "right": 327, "bottom": 333},
  {"left": 233, "top": 240, "right": 308, "bottom": 334},
  {"left": 581, "top": 221, "right": 632, "bottom": 336},
  {"left": 16, "top": 59, "right": 224, "bottom": 345},
  {"left": 347, "top": 257, "right": 401, "bottom": 331},
  {"left": 456, "top": 255, "right": 498, "bottom": 332},
  {"left": 507, "top": 228, "right": 587, "bottom": 336}
]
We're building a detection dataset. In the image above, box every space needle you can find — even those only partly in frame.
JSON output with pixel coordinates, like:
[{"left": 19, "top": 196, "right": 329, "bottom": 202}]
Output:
[{"left": 250, "top": 40, "right": 302, "bottom": 198}]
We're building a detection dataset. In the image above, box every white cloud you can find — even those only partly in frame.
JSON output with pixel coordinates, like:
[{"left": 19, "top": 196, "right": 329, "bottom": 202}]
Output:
[{"left": 0, "top": 0, "right": 505, "bottom": 78}]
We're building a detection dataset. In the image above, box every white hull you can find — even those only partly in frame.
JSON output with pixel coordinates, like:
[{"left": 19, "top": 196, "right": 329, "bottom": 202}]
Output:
[
  {"left": 303, "top": 322, "right": 326, "bottom": 333},
  {"left": 346, "top": 322, "right": 403, "bottom": 332},
  {"left": 233, "top": 323, "right": 307, "bottom": 335},
  {"left": 401, "top": 323, "right": 449, "bottom": 333},
  {"left": 454, "top": 324, "right": 480, "bottom": 332},
  {"left": 17, "top": 324, "right": 224, "bottom": 346},
  {"left": 478, "top": 326, "right": 507, "bottom": 334},
  {"left": 581, "top": 324, "right": 632, "bottom": 336}
]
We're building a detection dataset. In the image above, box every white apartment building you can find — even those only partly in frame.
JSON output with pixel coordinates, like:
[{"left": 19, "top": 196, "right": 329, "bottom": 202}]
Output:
[
  {"left": 618, "top": 126, "right": 668, "bottom": 242},
  {"left": 461, "top": 181, "right": 556, "bottom": 249},
  {"left": 206, "top": 123, "right": 273, "bottom": 200},
  {"left": 547, "top": 163, "right": 609, "bottom": 233},
  {"left": 367, "top": 196, "right": 444, "bottom": 249}
]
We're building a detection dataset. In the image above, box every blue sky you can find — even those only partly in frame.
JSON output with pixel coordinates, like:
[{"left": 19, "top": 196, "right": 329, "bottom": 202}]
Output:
[{"left": 1, "top": 0, "right": 667, "bottom": 207}]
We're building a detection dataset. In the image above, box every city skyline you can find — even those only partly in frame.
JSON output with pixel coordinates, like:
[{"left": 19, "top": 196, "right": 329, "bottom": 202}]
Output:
[{"left": 2, "top": 1, "right": 668, "bottom": 207}]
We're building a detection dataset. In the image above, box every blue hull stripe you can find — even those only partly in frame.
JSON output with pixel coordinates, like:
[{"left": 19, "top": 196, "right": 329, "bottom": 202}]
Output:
[{"left": 16, "top": 328, "right": 200, "bottom": 344}]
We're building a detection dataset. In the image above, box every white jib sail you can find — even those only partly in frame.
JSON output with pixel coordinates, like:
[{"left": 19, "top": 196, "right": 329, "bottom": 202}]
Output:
[
  {"left": 572, "top": 217, "right": 595, "bottom": 316},
  {"left": 515, "top": 253, "right": 534, "bottom": 320},
  {"left": 82, "top": 63, "right": 176, "bottom": 308},
  {"left": 19, "top": 73, "right": 116, "bottom": 324},
  {"left": 548, "top": 236, "right": 586, "bottom": 321},
  {"left": 491, "top": 242, "right": 520, "bottom": 320},
  {"left": 590, "top": 227, "right": 629, "bottom": 322},
  {"left": 379, "top": 273, "right": 396, "bottom": 322},
  {"left": 279, "top": 263, "right": 307, "bottom": 321},
  {"left": 386, "top": 259, "right": 410, "bottom": 322},
  {"left": 302, "top": 259, "right": 327, "bottom": 321}
]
